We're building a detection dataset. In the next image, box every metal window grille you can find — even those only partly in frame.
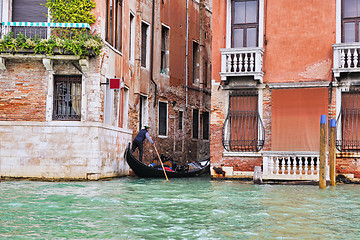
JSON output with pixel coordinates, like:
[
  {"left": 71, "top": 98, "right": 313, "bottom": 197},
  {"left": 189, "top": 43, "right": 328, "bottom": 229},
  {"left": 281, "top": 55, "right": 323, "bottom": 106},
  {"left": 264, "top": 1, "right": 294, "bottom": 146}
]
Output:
[
  {"left": 222, "top": 90, "right": 265, "bottom": 152},
  {"left": 53, "top": 75, "right": 82, "bottom": 121},
  {"left": 337, "top": 89, "right": 360, "bottom": 151}
]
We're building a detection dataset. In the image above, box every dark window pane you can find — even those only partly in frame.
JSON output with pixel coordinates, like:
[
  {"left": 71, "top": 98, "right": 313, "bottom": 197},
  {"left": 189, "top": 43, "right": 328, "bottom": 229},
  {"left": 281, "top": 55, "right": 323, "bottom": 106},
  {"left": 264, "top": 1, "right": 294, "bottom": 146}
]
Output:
[
  {"left": 246, "top": 0, "right": 257, "bottom": 23},
  {"left": 345, "top": 22, "right": 356, "bottom": 43},
  {"left": 203, "top": 112, "right": 209, "bottom": 140},
  {"left": 247, "top": 27, "right": 257, "bottom": 47},
  {"left": 12, "top": 0, "right": 47, "bottom": 22},
  {"left": 179, "top": 111, "right": 183, "bottom": 130},
  {"left": 233, "top": 28, "right": 244, "bottom": 48},
  {"left": 159, "top": 102, "right": 167, "bottom": 136},
  {"left": 193, "top": 109, "right": 199, "bottom": 139},
  {"left": 344, "top": 0, "right": 357, "bottom": 18},
  {"left": 141, "top": 23, "right": 148, "bottom": 67}
]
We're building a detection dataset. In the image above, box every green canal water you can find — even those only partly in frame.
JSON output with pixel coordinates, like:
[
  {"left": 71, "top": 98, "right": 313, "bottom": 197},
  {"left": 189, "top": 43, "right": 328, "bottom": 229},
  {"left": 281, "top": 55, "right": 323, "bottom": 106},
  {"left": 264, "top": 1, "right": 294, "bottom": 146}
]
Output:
[{"left": 0, "top": 177, "right": 359, "bottom": 240}]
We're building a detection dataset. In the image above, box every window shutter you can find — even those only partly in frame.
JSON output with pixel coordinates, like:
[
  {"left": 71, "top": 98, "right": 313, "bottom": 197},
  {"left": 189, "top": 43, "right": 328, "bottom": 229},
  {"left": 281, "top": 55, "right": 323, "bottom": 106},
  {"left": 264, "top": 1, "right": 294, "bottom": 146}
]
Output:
[{"left": 12, "top": 0, "right": 47, "bottom": 22}]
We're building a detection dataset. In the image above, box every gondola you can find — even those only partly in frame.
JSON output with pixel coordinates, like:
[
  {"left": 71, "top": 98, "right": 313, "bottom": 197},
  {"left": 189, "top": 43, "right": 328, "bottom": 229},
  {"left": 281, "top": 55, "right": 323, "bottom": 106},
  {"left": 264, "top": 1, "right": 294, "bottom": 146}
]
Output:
[{"left": 125, "top": 143, "right": 210, "bottom": 178}]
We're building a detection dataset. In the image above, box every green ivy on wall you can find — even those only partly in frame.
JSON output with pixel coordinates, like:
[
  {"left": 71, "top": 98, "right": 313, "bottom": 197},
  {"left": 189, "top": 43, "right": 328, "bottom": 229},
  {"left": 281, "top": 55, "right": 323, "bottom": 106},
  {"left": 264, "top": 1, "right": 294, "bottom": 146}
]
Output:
[{"left": 45, "top": 0, "right": 96, "bottom": 25}]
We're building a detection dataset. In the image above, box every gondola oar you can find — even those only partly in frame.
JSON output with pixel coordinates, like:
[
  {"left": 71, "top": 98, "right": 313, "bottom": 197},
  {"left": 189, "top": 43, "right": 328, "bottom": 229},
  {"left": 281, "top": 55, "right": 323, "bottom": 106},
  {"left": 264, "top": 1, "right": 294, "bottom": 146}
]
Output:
[{"left": 153, "top": 144, "right": 169, "bottom": 181}]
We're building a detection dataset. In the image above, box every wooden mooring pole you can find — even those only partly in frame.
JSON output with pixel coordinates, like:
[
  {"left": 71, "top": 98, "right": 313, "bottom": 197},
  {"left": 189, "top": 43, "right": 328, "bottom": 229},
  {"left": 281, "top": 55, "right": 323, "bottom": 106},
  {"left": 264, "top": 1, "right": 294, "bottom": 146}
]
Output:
[
  {"left": 319, "top": 115, "right": 327, "bottom": 189},
  {"left": 329, "top": 119, "right": 336, "bottom": 186}
]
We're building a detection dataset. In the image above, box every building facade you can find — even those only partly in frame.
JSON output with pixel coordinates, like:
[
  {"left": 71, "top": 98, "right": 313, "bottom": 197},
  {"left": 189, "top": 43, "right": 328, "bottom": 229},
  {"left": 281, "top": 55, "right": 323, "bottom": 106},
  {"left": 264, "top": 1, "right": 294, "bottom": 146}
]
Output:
[
  {"left": 0, "top": 0, "right": 211, "bottom": 180},
  {"left": 211, "top": 0, "right": 360, "bottom": 181}
]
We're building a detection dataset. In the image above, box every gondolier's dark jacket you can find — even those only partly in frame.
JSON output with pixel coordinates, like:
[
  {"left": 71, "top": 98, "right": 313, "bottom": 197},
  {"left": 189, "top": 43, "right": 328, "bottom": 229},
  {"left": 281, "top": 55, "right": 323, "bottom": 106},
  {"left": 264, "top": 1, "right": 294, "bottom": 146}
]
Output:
[{"left": 134, "top": 129, "right": 154, "bottom": 144}]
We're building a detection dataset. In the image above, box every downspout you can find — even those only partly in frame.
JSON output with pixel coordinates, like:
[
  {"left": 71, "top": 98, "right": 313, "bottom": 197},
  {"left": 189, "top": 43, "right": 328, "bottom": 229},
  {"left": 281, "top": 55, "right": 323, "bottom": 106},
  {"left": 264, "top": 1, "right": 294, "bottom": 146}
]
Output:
[
  {"left": 199, "top": 0, "right": 204, "bottom": 109},
  {"left": 185, "top": 0, "right": 189, "bottom": 110},
  {"left": 151, "top": 0, "right": 157, "bottom": 107}
]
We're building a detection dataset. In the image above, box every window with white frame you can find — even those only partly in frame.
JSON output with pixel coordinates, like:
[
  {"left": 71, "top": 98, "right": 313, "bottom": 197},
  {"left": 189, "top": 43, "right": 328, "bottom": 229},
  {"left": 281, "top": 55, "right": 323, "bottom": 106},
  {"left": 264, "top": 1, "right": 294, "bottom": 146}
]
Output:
[
  {"left": 161, "top": 25, "right": 169, "bottom": 74},
  {"left": 159, "top": 102, "right": 167, "bottom": 136},
  {"left": 141, "top": 22, "right": 149, "bottom": 68},
  {"left": 193, "top": 109, "right": 199, "bottom": 139},
  {"left": 129, "top": 12, "right": 135, "bottom": 63},
  {"left": 342, "top": 0, "right": 360, "bottom": 42},
  {"left": 53, "top": 75, "right": 82, "bottom": 121},
  {"left": 106, "top": 0, "right": 122, "bottom": 51},
  {"left": 139, "top": 95, "right": 147, "bottom": 130},
  {"left": 104, "top": 82, "right": 112, "bottom": 125},
  {"left": 231, "top": 0, "right": 259, "bottom": 48},
  {"left": 222, "top": 90, "right": 265, "bottom": 152},
  {"left": 337, "top": 89, "right": 360, "bottom": 151}
]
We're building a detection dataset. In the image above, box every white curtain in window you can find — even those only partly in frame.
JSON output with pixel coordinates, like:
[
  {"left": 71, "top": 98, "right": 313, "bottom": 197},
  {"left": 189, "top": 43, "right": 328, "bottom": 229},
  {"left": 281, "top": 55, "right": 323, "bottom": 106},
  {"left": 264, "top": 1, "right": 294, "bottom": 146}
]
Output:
[{"left": 71, "top": 83, "right": 81, "bottom": 115}]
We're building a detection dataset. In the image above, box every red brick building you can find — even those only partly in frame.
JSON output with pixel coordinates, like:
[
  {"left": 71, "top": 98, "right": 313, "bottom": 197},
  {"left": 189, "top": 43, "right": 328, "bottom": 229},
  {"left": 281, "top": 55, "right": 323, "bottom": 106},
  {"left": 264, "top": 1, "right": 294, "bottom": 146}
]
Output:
[
  {"left": 0, "top": 0, "right": 211, "bottom": 180},
  {"left": 211, "top": 0, "right": 360, "bottom": 181}
]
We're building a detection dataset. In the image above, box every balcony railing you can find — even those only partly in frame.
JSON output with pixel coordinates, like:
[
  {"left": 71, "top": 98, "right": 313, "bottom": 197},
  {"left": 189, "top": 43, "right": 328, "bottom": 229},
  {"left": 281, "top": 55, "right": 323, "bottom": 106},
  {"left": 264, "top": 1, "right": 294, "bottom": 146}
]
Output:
[
  {"left": 262, "top": 152, "right": 329, "bottom": 181},
  {"left": 333, "top": 43, "right": 360, "bottom": 77},
  {"left": 220, "top": 47, "right": 264, "bottom": 83},
  {"left": 1, "top": 21, "right": 91, "bottom": 39}
]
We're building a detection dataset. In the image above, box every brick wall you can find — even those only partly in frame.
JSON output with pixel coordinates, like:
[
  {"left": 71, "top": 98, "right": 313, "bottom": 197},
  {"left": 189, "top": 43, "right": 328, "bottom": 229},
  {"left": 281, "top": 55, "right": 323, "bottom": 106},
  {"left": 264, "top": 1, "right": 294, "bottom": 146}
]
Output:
[{"left": 0, "top": 60, "right": 47, "bottom": 121}]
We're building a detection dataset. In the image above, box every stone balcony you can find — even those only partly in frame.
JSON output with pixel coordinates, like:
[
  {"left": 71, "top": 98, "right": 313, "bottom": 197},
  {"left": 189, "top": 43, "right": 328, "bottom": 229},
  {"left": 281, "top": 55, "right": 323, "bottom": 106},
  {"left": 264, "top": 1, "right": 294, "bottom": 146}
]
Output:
[
  {"left": 220, "top": 47, "right": 264, "bottom": 83},
  {"left": 333, "top": 42, "right": 360, "bottom": 77}
]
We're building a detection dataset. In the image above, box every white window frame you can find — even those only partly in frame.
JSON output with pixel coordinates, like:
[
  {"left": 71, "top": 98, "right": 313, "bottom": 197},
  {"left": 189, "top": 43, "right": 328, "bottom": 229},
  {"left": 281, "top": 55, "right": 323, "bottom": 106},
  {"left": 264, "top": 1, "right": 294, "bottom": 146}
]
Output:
[
  {"left": 129, "top": 11, "right": 135, "bottom": 65},
  {"left": 141, "top": 20, "right": 150, "bottom": 69},
  {"left": 160, "top": 23, "right": 170, "bottom": 75},
  {"left": 226, "top": 0, "right": 264, "bottom": 48},
  {"left": 139, "top": 95, "right": 148, "bottom": 130},
  {"left": 158, "top": 101, "right": 168, "bottom": 137},
  {"left": 104, "top": 82, "right": 113, "bottom": 125}
]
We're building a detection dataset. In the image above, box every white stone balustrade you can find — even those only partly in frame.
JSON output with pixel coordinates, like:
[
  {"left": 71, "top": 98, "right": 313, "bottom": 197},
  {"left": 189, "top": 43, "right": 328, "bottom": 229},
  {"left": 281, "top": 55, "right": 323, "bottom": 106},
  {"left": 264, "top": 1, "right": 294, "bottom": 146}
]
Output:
[
  {"left": 262, "top": 152, "right": 329, "bottom": 181},
  {"left": 220, "top": 47, "right": 264, "bottom": 83},
  {"left": 333, "top": 43, "right": 360, "bottom": 77}
]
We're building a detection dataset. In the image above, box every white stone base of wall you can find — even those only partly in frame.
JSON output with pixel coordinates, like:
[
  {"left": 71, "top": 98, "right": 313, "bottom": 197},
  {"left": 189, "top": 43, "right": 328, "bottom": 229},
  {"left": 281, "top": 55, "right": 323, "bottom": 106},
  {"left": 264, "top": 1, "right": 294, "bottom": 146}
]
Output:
[{"left": 0, "top": 121, "right": 132, "bottom": 180}]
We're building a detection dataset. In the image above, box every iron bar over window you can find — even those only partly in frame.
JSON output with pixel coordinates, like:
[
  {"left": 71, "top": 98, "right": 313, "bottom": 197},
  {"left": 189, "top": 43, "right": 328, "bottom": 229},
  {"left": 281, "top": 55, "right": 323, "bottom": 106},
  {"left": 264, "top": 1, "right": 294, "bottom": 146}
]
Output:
[
  {"left": 53, "top": 75, "right": 82, "bottom": 121},
  {"left": 337, "top": 89, "right": 360, "bottom": 151},
  {"left": 222, "top": 90, "right": 264, "bottom": 152}
]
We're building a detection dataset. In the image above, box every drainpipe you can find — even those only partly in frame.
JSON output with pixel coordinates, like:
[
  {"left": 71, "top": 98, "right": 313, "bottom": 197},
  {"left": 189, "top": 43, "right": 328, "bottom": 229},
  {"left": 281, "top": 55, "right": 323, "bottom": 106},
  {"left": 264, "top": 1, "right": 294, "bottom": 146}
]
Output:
[
  {"left": 199, "top": 0, "right": 204, "bottom": 110},
  {"left": 151, "top": 0, "right": 157, "bottom": 107},
  {"left": 185, "top": 0, "right": 189, "bottom": 110}
]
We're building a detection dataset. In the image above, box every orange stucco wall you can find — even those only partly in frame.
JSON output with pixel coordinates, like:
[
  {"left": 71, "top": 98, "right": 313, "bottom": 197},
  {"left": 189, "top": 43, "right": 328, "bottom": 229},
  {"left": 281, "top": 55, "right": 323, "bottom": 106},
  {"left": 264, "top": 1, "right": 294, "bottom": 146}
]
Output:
[
  {"left": 211, "top": 0, "right": 227, "bottom": 83},
  {"left": 263, "top": 0, "right": 336, "bottom": 83}
]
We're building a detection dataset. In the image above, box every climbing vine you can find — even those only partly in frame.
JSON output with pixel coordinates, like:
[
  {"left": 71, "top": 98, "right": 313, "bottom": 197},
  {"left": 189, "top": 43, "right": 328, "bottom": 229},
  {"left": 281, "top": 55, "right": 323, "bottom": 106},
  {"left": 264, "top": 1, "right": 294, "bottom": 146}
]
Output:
[{"left": 45, "top": 0, "right": 96, "bottom": 25}]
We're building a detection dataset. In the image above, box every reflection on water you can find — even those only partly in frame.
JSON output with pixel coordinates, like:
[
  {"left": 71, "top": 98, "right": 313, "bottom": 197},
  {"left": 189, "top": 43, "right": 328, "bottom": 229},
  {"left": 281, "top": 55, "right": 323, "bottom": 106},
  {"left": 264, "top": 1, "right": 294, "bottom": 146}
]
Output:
[{"left": 0, "top": 178, "right": 359, "bottom": 239}]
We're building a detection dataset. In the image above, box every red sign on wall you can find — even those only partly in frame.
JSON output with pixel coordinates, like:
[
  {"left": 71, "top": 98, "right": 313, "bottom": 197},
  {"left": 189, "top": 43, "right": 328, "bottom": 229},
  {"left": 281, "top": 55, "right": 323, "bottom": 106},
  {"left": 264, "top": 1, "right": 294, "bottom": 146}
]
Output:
[{"left": 109, "top": 78, "right": 120, "bottom": 89}]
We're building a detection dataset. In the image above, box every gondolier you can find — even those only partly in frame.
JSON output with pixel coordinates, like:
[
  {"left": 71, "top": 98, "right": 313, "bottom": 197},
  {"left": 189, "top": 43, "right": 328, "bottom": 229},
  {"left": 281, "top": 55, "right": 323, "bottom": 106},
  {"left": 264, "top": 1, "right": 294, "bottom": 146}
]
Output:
[{"left": 131, "top": 125, "right": 154, "bottom": 162}]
